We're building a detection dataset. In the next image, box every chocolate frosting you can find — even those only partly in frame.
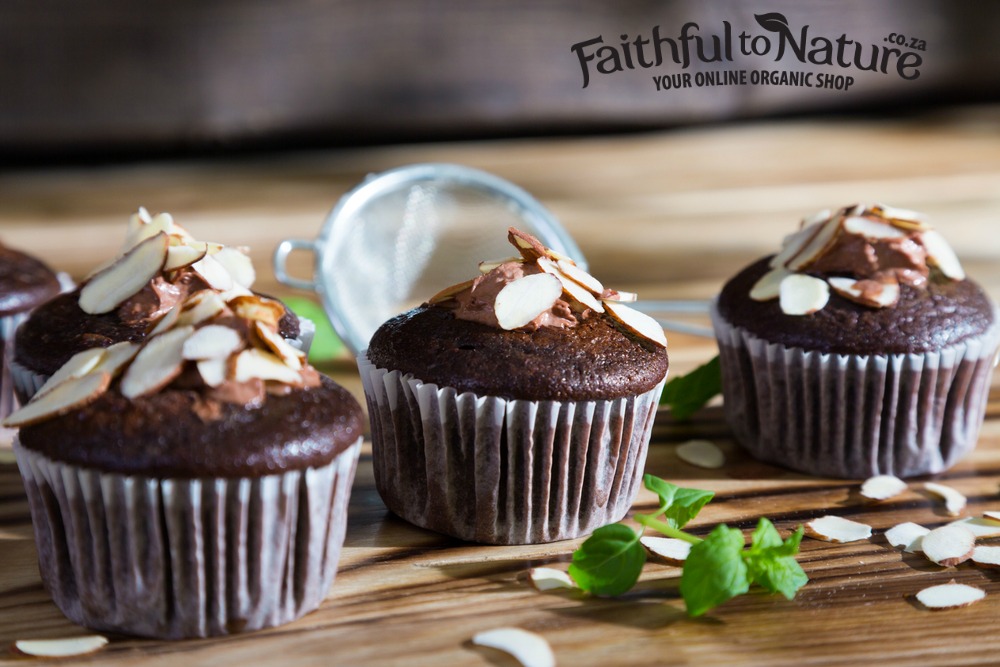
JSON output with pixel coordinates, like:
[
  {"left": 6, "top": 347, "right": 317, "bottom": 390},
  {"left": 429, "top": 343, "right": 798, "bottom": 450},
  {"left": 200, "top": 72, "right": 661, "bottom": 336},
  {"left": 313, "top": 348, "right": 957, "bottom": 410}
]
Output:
[
  {"left": 446, "top": 261, "right": 579, "bottom": 330},
  {"left": 17, "top": 375, "right": 363, "bottom": 478},
  {"left": 0, "top": 243, "right": 60, "bottom": 317},
  {"left": 366, "top": 304, "right": 668, "bottom": 401},
  {"left": 718, "top": 256, "right": 996, "bottom": 355}
]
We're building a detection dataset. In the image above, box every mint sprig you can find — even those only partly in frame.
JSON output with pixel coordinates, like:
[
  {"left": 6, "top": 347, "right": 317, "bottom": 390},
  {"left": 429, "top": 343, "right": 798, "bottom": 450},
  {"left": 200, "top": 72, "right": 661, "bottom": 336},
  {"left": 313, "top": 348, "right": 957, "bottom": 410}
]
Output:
[
  {"left": 569, "top": 476, "right": 807, "bottom": 616},
  {"left": 660, "top": 355, "right": 722, "bottom": 420}
]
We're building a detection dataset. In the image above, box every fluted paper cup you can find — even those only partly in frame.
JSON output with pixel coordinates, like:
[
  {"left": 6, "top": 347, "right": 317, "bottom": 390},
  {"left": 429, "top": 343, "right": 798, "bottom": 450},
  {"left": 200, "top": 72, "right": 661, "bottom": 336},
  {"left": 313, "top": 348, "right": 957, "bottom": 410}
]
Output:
[
  {"left": 358, "top": 352, "right": 664, "bottom": 545},
  {"left": 14, "top": 438, "right": 361, "bottom": 639},
  {"left": 1, "top": 313, "right": 30, "bottom": 421},
  {"left": 712, "top": 302, "right": 1000, "bottom": 479}
]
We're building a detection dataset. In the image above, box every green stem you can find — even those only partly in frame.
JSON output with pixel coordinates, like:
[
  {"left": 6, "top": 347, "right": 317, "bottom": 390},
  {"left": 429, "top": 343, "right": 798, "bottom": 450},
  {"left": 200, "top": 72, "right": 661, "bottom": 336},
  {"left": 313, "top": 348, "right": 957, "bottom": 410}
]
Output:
[{"left": 635, "top": 515, "right": 703, "bottom": 545}]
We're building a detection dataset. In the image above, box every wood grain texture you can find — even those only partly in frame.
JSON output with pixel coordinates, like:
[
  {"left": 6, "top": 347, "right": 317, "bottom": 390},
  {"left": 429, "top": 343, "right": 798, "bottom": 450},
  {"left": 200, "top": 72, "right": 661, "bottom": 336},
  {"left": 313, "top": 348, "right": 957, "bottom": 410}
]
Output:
[{"left": 2, "top": 106, "right": 1000, "bottom": 665}]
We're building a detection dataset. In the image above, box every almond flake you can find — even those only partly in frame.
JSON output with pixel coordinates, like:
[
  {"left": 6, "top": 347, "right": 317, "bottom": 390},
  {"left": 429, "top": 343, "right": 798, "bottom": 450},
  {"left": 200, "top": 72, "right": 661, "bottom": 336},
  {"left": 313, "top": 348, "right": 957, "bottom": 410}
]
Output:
[
  {"left": 2, "top": 372, "right": 111, "bottom": 428},
  {"left": 229, "top": 294, "right": 285, "bottom": 328},
  {"left": 749, "top": 267, "right": 790, "bottom": 301},
  {"left": 556, "top": 271, "right": 604, "bottom": 313},
  {"left": 556, "top": 259, "right": 604, "bottom": 294},
  {"left": 921, "top": 229, "right": 966, "bottom": 280},
  {"left": 494, "top": 273, "right": 563, "bottom": 330},
  {"left": 182, "top": 325, "right": 243, "bottom": 361},
  {"left": 164, "top": 241, "right": 209, "bottom": 271},
  {"left": 972, "top": 545, "right": 1000, "bottom": 568},
  {"left": 675, "top": 439, "right": 725, "bottom": 469},
  {"left": 12, "top": 635, "right": 109, "bottom": 658},
  {"left": 984, "top": 511, "right": 1000, "bottom": 523},
  {"left": 213, "top": 246, "right": 256, "bottom": 289},
  {"left": 150, "top": 305, "right": 182, "bottom": 334},
  {"left": 527, "top": 567, "right": 577, "bottom": 592},
  {"left": 478, "top": 257, "right": 522, "bottom": 274},
  {"left": 771, "top": 222, "right": 822, "bottom": 269},
  {"left": 254, "top": 321, "right": 305, "bottom": 369},
  {"left": 640, "top": 536, "right": 692, "bottom": 565},
  {"left": 804, "top": 515, "right": 872, "bottom": 543},
  {"left": 916, "top": 582, "right": 985, "bottom": 610},
  {"left": 232, "top": 348, "right": 301, "bottom": 384},
  {"left": 779, "top": 274, "right": 829, "bottom": 316},
  {"left": 843, "top": 216, "right": 908, "bottom": 240},
  {"left": 508, "top": 228, "right": 547, "bottom": 262},
  {"left": 79, "top": 232, "right": 169, "bottom": 314},
  {"left": 428, "top": 278, "right": 476, "bottom": 304},
  {"left": 603, "top": 300, "right": 667, "bottom": 348},
  {"left": 884, "top": 522, "right": 929, "bottom": 552},
  {"left": 122, "top": 211, "right": 174, "bottom": 251},
  {"left": 35, "top": 348, "right": 106, "bottom": 397},
  {"left": 178, "top": 290, "right": 227, "bottom": 326},
  {"left": 120, "top": 326, "right": 194, "bottom": 399},
  {"left": 471, "top": 627, "right": 555, "bottom": 667},
  {"left": 197, "top": 358, "right": 229, "bottom": 387},
  {"left": 873, "top": 203, "right": 929, "bottom": 231},
  {"left": 600, "top": 289, "right": 638, "bottom": 303},
  {"left": 924, "top": 482, "right": 967, "bottom": 516},
  {"left": 947, "top": 517, "right": 1000, "bottom": 539},
  {"left": 828, "top": 276, "right": 900, "bottom": 309},
  {"left": 786, "top": 216, "right": 841, "bottom": 271},
  {"left": 921, "top": 524, "right": 975, "bottom": 567},
  {"left": 94, "top": 341, "right": 141, "bottom": 378},
  {"left": 860, "top": 474, "right": 908, "bottom": 501},
  {"left": 191, "top": 254, "right": 234, "bottom": 291}
]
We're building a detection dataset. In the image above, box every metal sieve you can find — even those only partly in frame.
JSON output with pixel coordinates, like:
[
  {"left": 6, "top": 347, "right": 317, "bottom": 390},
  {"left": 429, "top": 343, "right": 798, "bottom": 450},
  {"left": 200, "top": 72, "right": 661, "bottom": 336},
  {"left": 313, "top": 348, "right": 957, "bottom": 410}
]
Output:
[{"left": 274, "top": 163, "right": 710, "bottom": 355}]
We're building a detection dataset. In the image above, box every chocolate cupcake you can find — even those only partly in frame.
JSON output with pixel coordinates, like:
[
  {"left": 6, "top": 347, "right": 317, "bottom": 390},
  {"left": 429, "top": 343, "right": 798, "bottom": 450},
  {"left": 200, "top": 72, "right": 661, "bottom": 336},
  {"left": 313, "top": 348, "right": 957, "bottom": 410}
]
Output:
[
  {"left": 11, "top": 208, "right": 309, "bottom": 401},
  {"left": 360, "top": 229, "right": 668, "bottom": 544},
  {"left": 4, "top": 283, "right": 363, "bottom": 638},
  {"left": 0, "top": 241, "right": 60, "bottom": 421},
  {"left": 712, "top": 203, "right": 1000, "bottom": 479}
]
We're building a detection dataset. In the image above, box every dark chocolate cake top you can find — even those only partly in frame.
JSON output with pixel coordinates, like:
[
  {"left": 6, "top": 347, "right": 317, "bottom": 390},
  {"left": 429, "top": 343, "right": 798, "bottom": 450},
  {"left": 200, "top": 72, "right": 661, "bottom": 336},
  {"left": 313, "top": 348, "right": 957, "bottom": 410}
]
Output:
[{"left": 0, "top": 242, "right": 60, "bottom": 317}]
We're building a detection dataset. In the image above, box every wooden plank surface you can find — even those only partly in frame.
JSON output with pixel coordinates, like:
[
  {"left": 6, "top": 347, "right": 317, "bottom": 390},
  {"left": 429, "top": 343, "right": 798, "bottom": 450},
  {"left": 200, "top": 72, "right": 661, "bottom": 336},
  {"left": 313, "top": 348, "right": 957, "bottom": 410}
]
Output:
[{"left": 2, "top": 104, "right": 1000, "bottom": 665}]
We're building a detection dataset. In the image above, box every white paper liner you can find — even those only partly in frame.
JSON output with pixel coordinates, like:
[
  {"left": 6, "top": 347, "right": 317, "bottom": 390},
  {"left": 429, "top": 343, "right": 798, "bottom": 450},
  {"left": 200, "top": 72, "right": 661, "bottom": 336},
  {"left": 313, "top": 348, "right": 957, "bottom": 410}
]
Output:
[
  {"left": 14, "top": 437, "right": 361, "bottom": 639},
  {"left": 289, "top": 316, "right": 316, "bottom": 355},
  {"left": 711, "top": 302, "right": 1000, "bottom": 479},
  {"left": 1, "top": 312, "right": 30, "bottom": 420},
  {"left": 358, "top": 352, "right": 664, "bottom": 545}
]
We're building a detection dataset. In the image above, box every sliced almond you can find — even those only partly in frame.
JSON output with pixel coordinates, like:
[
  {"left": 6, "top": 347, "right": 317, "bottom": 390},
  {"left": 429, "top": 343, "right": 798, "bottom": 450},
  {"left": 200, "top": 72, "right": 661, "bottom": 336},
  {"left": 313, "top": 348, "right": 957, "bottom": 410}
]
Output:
[
  {"left": 191, "top": 254, "right": 234, "bottom": 291},
  {"left": 527, "top": 567, "right": 577, "bottom": 592},
  {"left": 675, "top": 439, "right": 725, "bottom": 469},
  {"left": 232, "top": 348, "right": 301, "bottom": 384},
  {"left": 600, "top": 289, "right": 638, "bottom": 303},
  {"left": 556, "top": 259, "right": 604, "bottom": 294},
  {"left": 508, "top": 228, "right": 547, "bottom": 262},
  {"left": 197, "top": 357, "right": 229, "bottom": 387},
  {"left": 924, "top": 482, "right": 967, "bottom": 516},
  {"left": 428, "top": 278, "right": 476, "bottom": 304},
  {"left": 182, "top": 325, "right": 243, "bottom": 361},
  {"left": 93, "top": 341, "right": 140, "bottom": 378},
  {"left": 178, "top": 290, "right": 227, "bottom": 327},
  {"left": 2, "top": 372, "right": 111, "bottom": 428},
  {"left": 860, "top": 474, "right": 908, "bottom": 502},
  {"left": 770, "top": 223, "right": 820, "bottom": 269},
  {"left": 254, "top": 321, "right": 305, "bottom": 369},
  {"left": 79, "top": 232, "right": 169, "bottom": 315},
  {"left": 804, "top": 515, "right": 872, "bottom": 543},
  {"left": 229, "top": 294, "right": 285, "bottom": 328},
  {"left": 122, "top": 210, "right": 174, "bottom": 251},
  {"left": 603, "top": 300, "right": 667, "bottom": 348},
  {"left": 213, "top": 246, "right": 256, "bottom": 289},
  {"left": 786, "top": 216, "right": 841, "bottom": 270},
  {"left": 164, "top": 240, "right": 209, "bottom": 271},
  {"left": 872, "top": 203, "right": 929, "bottom": 231},
  {"left": 884, "top": 522, "right": 929, "bottom": 552},
  {"left": 843, "top": 216, "right": 908, "bottom": 240},
  {"left": 984, "top": 511, "right": 1000, "bottom": 523},
  {"left": 921, "top": 229, "right": 966, "bottom": 280},
  {"left": 750, "top": 267, "right": 791, "bottom": 301},
  {"left": 556, "top": 272, "right": 604, "bottom": 313},
  {"left": 120, "top": 326, "right": 194, "bottom": 399},
  {"left": 478, "top": 257, "right": 522, "bottom": 274},
  {"left": 779, "top": 274, "right": 829, "bottom": 316},
  {"left": 800, "top": 208, "right": 833, "bottom": 228},
  {"left": 947, "top": 517, "right": 1000, "bottom": 539},
  {"left": 922, "top": 524, "right": 976, "bottom": 567},
  {"left": 494, "top": 273, "right": 563, "bottom": 330},
  {"left": 149, "top": 304, "right": 182, "bottom": 334},
  {"left": 12, "top": 635, "right": 109, "bottom": 658},
  {"left": 640, "top": 536, "right": 692, "bottom": 565},
  {"left": 35, "top": 347, "right": 106, "bottom": 397},
  {"left": 828, "top": 277, "right": 900, "bottom": 309},
  {"left": 471, "top": 627, "right": 555, "bottom": 667},
  {"left": 916, "top": 582, "right": 985, "bottom": 610},
  {"left": 972, "top": 545, "right": 1000, "bottom": 568}
]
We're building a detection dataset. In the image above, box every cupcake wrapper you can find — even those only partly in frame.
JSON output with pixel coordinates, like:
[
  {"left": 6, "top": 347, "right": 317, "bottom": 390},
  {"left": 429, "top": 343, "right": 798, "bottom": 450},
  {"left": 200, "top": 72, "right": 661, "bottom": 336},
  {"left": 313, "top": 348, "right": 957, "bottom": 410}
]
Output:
[
  {"left": 8, "top": 355, "right": 48, "bottom": 406},
  {"left": 289, "top": 316, "right": 316, "bottom": 355},
  {"left": 1, "top": 313, "right": 30, "bottom": 420},
  {"left": 712, "top": 302, "right": 1000, "bottom": 479},
  {"left": 15, "top": 438, "right": 361, "bottom": 639},
  {"left": 358, "top": 352, "right": 664, "bottom": 545}
]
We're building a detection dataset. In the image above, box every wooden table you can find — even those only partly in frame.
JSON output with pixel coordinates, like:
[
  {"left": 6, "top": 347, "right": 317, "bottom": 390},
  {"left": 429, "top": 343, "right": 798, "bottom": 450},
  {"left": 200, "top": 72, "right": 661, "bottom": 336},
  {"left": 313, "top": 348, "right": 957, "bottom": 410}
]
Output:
[{"left": 2, "top": 104, "right": 1000, "bottom": 665}]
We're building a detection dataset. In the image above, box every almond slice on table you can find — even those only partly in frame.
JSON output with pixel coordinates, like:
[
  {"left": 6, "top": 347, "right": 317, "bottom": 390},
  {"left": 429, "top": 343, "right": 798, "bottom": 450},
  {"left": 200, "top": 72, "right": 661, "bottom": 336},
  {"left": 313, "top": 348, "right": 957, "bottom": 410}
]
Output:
[
  {"left": 527, "top": 567, "right": 577, "bottom": 592},
  {"left": 884, "top": 522, "right": 929, "bottom": 552},
  {"left": 232, "top": 348, "right": 301, "bottom": 384},
  {"left": 79, "top": 232, "right": 169, "bottom": 315},
  {"left": 603, "top": 300, "right": 667, "bottom": 348},
  {"left": 972, "top": 545, "right": 1000, "bottom": 568},
  {"left": 34, "top": 347, "right": 106, "bottom": 397},
  {"left": 120, "top": 326, "right": 194, "bottom": 399},
  {"left": 494, "top": 273, "right": 563, "bottom": 330},
  {"left": 191, "top": 254, "right": 234, "bottom": 291},
  {"left": 924, "top": 482, "right": 967, "bottom": 516},
  {"left": 675, "top": 439, "right": 725, "bottom": 469},
  {"left": 779, "top": 274, "right": 830, "bottom": 316},
  {"left": 12, "top": 635, "right": 109, "bottom": 658},
  {"left": 229, "top": 294, "right": 285, "bottom": 328},
  {"left": 947, "top": 517, "right": 1000, "bottom": 539},
  {"left": 556, "top": 259, "right": 604, "bottom": 294},
  {"left": 164, "top": 240, "right": 209, "bottom": 271},
  {"left": 254, "top": 321, "right": 305, "bottom": 369},
  {"left": 842, "top": 216, "right": 908, "bottom": 240},
  {"left": 3, "top": 372, "right": 111, "bottom": 428},
  {"left": 860, "top": 474, "right": 908, "bottom": 502},
  {"left": 749, "top": 267, "right": 791, "bottom": 301},
  {"left": 640, "top": 536, "right": 692, "bottom": 565},
  {"left": 921, "top": 524, "right": 976, "bottom": 567},
  {"left": 182, "top": 325, "right": 243, "bottom": 361},
  {"left": 921, "top": 229, "right": 966, "bottom": 280},
  {"left": 804, "top": 515, "right": 873, "bottom": 543},
  {"left": 471, "top": 627, "right": 555, "bottom": 667},
  {"left": 915, "top": 582, "right": 985, "bottom": 610},
  {"left": 213, "top": 246, "right": 256, "bottom": 289},
  {"left": 828, "top": 277, "right": 900, "bottom": 309}
]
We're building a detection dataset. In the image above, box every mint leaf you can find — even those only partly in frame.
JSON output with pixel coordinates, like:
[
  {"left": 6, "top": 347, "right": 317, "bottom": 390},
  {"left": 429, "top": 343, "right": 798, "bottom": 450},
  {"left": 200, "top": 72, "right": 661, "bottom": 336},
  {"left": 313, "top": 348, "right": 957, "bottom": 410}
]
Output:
[
  {"left": 744, "top": 520, "right": 807, "bottom": 599},
  {"left": 281, "top": 296, "right": 346, "bottom": 362},
  {"left": 680, "top": 524, "right": 749, "bottom": 617},
  {"left": 660, "top": 355, "right": 722, "bottom": 420},
  {"left": 642, "top": 475, "right": 714, "bottom": 529},
  {"left": 569, "top": 524, "right": 646, "bottom": 597}
]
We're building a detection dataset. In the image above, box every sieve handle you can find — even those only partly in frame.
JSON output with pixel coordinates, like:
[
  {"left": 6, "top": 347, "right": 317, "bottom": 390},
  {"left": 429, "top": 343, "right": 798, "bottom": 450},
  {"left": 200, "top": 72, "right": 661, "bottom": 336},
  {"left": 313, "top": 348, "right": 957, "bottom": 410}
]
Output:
[{"left": 273, "top": 238, "right": 319, "bottom": 291}]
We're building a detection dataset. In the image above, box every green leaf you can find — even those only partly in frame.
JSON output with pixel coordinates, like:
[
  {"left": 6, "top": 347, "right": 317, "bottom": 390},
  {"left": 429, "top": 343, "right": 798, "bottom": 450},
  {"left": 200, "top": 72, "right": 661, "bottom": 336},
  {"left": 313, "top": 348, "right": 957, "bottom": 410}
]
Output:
[
  {"left": 642, "top": 475, "right": 714, "bottom": 529},
  {"left": 680, "top": 524, "right": 749, "bottom": 617},
  {"left": 660, "top": 355, "right": 722, "bottom": 420},
  {"left": 281, "top": 296, "right": 346, "bottom": 362},
  {"left": 568, "top": 524, "right": 647, "bottom": 597},
  {"left": 744, "top": 520, "right": 808, "bottom": 599}
]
